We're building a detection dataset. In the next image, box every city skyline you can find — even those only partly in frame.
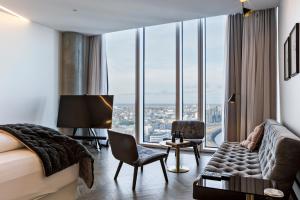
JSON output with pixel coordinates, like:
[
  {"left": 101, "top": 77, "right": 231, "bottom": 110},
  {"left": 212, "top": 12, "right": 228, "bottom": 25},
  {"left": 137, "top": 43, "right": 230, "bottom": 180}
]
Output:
[{"left": 111, "top": 103, "right": 223, "bottom": 147}]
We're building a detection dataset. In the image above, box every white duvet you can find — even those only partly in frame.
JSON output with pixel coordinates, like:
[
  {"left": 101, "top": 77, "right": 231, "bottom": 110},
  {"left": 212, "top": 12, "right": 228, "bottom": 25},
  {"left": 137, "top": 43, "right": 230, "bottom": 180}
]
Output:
[{"left": 0, "top": 134, "right": 79, "bottom": 200}]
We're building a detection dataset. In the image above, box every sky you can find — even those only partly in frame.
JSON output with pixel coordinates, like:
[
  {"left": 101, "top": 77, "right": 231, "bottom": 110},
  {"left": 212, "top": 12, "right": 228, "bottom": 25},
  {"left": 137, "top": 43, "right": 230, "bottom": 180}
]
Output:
[{"left": 106, "top": 15, "right": 227, "bottom": 105}]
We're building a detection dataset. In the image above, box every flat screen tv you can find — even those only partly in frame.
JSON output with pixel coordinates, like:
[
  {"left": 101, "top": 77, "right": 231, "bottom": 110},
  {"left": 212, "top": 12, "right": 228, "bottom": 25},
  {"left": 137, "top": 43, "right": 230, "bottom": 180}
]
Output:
[{"left": 57, "top": 95, "right": 114, "bottom": 129}]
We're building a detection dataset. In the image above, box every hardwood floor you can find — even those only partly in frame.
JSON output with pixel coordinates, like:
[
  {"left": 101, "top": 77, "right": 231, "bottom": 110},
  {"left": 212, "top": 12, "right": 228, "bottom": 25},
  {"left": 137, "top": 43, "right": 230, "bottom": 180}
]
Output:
[{"left": 77, "top": 146, "right": 212, "bottom": 200}]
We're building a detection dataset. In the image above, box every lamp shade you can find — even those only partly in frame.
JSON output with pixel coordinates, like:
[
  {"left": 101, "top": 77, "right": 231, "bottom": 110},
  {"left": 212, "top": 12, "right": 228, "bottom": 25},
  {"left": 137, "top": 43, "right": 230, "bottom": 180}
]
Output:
[
  {"left": 57, "top": 95, "right": 114, "bottom": 128},
  {"left": 228, "top": 94, "right": 236, "bottom": 103}
]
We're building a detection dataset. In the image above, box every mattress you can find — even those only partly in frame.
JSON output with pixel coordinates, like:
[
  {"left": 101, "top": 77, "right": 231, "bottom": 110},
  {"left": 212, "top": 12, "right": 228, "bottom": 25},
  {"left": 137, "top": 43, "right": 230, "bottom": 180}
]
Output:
[{"left": 0, "top": 148, "right": 79, "bottom": 200}]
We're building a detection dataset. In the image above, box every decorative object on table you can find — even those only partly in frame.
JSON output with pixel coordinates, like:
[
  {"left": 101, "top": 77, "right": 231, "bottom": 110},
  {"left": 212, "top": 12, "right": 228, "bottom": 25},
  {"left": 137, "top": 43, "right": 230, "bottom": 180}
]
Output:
[
  {"left": 108, "top": 130, "right": 168, "bottom": 190},
  {"left": 264, "top": 188, "right": 284, "bottom": 198},
  {"left": 284, "top": 37, "right": 291, "bottom": 81},
  {"left": 57, "top": 95, "right": 114, "bottom": 151},
  {"left": 171, "top": 132, "right": 176, "bottom": 142},
  {"left": 164, "top": 121, "right": 204, "bottom": 166},
  {"left": 290, "top": 23, "right": 300, "bottom": 77},
  {"left": 180, "top": 132, "right": 184, "bottom": 142}
]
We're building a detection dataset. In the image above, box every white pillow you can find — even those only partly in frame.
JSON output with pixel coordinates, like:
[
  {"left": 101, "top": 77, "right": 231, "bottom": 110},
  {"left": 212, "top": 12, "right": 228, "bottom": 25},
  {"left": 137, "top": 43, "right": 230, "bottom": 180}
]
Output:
[{"left": 0, "top": 130, "right": 24, "bottom": 153}]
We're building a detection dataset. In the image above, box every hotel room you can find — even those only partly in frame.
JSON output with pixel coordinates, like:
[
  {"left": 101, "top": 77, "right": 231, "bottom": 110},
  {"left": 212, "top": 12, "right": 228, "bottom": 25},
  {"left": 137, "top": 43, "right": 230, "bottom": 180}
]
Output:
[{"left": 0, "top": 0, "right": 300, "bottom": 199}]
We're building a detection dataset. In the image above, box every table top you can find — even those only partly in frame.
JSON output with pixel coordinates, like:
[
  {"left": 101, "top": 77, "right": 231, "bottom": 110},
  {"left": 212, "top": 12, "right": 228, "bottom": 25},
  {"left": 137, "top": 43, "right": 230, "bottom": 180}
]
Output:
[
  {"left": 159, "top": 140, "right": 191, "bottom": 148},
  {"left": 194, "top": 176, "right": 278, "bottom": 197}
]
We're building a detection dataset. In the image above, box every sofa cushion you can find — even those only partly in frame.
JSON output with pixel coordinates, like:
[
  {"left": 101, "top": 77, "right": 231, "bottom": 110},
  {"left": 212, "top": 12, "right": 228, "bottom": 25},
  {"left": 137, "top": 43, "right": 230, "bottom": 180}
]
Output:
[
  {"left": 205, "top": 142, "right": 262, "bottom": 178},
  {"left": 240, "top": 123, "right": 264, "bottom": 151}
]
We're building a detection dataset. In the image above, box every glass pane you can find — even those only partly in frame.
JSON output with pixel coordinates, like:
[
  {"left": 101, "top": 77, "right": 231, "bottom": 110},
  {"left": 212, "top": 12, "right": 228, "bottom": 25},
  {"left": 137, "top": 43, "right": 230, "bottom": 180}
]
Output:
[
  {"left": 183, "top": 20, "right": 198, "bottom": 120},
  {"left": 144, "top": 23, "right": 176, "bottom": 143},
  {"left": 205, "top": 16, "right": 227, "bottom": 147},
  {"left": 106, "top": 29, "right": 136, "bottom": 136}
]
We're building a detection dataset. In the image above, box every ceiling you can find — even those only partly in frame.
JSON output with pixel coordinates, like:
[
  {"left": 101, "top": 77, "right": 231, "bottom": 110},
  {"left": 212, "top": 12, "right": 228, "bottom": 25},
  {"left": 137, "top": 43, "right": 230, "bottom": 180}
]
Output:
[{"left": 0, "top": 0, "right": 279, "bottom": 34}]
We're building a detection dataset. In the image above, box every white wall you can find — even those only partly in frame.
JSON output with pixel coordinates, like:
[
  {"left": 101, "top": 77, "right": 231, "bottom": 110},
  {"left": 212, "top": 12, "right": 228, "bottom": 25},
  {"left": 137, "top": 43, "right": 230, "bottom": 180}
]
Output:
[
  {"left": 278, "top": 0, "right": 300, "bottom": 136},
  {"left": 0, "top": 11, "right": 60, "bottom": 128}
]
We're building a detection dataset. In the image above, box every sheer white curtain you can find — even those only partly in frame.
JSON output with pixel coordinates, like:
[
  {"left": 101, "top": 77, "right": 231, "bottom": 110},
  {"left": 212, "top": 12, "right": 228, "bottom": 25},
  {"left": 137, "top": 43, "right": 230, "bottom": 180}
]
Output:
[
  {"left": 87, "top": 35, "right": 108, "bottom": 95},
  {"left": 87, "top": 35, "right": 109, "bottom": 143}
]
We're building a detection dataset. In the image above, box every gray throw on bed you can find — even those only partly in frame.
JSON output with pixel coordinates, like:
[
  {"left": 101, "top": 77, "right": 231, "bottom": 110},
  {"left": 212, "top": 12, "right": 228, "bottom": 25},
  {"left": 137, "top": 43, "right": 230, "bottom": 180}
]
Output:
[{"left": 0, "top": 124, "right": 94, "bottom": 188}]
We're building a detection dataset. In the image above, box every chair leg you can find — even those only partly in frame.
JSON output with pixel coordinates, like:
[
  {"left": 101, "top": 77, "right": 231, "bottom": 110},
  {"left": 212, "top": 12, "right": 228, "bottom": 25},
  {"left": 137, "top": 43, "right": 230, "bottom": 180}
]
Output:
[
  {"left": 160, "top": 159, "right": 168, "bottom": 183},
  {"left": 132, "top": 166, "right": 138, "bottom": 190},
  {"left": 114, "top": 161, "right": 123, "bottom": 180},
  {"left": 196, "top": 145, "right": 200, "bottom": 158},
  {"left": 141, "top": 165, "right": 143, "bottom": 172},
  {"left": 165, "top": 147, "right": 171, "bottom": 162},
  {"left": 193, "top": 146, "right": 199, "bottom": 166}
]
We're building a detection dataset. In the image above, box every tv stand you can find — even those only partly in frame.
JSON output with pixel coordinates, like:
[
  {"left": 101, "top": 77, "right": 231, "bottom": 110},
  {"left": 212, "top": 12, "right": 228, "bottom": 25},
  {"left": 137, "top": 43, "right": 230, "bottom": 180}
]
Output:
[{"left": 71, "top": 128, "right": 108, "bottom": 151}]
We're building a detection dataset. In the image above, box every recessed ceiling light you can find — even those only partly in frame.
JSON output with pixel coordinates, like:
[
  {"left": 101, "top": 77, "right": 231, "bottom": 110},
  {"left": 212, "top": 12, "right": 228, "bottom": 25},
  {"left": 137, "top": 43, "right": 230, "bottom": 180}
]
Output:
[{"left": 0, "top": 5, "right": 29, "bottom": 22}]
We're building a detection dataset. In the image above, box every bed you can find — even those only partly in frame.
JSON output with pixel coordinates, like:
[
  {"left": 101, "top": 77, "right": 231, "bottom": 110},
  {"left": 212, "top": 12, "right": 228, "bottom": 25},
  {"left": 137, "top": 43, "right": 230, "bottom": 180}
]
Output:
[
  {"left": 0, "top": 149, "right": 78, "bottom": 200},
  {"left": 0, "top": 125, "right": 93, "bottom": 200}
]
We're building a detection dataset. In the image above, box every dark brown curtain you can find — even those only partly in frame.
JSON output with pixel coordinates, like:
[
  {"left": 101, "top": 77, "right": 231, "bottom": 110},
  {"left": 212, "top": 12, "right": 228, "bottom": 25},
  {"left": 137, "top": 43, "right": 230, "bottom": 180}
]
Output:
[{"left": 224, "top": 14, "right": 243, "bottom": 142}]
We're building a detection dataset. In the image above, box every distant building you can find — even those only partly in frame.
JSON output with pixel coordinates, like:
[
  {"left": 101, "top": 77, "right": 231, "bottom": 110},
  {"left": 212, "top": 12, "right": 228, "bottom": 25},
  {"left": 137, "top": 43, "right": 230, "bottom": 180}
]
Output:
[{"left": 111, "top": 104, "right": 223, "bottom": 145}]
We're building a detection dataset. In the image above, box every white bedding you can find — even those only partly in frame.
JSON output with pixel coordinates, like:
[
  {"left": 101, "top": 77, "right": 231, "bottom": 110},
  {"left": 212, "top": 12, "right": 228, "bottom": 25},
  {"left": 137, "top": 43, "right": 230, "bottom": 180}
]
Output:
[{"left": 0, "top": 148, "right": 79, "bottom": 200}]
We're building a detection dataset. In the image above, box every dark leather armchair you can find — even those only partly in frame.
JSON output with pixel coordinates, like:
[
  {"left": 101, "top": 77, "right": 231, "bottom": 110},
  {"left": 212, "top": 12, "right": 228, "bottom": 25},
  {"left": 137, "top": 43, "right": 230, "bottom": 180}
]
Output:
[
  {"left": 108, "top": 130, "right": 168, "bottom": 190},
  {"left": 166, "top": 120, "right": 204, "bottom": 165}
]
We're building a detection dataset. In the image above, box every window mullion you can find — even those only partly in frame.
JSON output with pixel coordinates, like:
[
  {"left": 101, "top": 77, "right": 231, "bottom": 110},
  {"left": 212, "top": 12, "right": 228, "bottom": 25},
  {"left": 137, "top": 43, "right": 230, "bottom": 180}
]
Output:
[
  {"left": 135, "top": 28, "right": 144, "bottom": 144},
  {"left": 198, "top": 19, "right": 205, "bottom": 122},
  {"left": 176, "top": 22, "right": 183, "bottom": 120}
]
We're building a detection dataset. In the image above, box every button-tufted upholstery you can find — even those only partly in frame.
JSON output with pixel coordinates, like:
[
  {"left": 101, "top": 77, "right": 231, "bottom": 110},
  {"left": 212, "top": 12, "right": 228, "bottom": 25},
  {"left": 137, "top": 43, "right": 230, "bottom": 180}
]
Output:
[
  {"left": 204, "top": 119, "right": 300, "bottom": 198},
  {"left": 205, "top": 142, "right": 262, "bottom": 178}
]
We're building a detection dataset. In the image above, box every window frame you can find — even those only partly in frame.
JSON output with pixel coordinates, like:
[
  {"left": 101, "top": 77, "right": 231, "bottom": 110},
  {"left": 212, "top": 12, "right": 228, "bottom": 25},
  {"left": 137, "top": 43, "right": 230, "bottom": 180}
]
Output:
[{"left": 106, "top": 17, "right": 226, "bottom": 149}]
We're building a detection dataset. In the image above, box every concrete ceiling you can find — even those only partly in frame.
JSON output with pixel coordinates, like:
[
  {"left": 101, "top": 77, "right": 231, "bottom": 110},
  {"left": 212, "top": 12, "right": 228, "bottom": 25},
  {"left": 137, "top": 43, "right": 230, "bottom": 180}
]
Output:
[{"left": 0, "top": 0, "right": 279, "bottom": 34}]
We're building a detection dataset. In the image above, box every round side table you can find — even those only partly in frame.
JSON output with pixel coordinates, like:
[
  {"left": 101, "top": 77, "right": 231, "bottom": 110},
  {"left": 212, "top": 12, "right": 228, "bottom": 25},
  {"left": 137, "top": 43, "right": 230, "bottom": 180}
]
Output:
[{"left": 159, "top": 140, "right": 191, "bottom": 173}]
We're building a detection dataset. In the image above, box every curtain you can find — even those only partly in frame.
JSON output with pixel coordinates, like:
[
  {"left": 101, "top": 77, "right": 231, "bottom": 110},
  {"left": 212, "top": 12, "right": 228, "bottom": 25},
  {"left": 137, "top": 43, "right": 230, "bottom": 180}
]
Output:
[
  {"left": 224, "top": 14, "right": 243, "bottom": 142},
  {"left": 240, "top": 8, "right": 277, "bottom": 140},
  {"left": 87, "top": 35, "right": 109, "bottom": 141},
  {"left": 225, "top": 8, "right": 277, "bottom": 141},
  {"left": 87, "top": 35, "right": 108, "bottom": 95}
]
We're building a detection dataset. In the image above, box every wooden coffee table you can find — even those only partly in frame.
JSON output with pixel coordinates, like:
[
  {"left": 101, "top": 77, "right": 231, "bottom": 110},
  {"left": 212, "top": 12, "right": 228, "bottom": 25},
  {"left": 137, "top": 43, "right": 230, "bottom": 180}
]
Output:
[{"left": 159, "top": 140, "right": 191, "bottom": 173}]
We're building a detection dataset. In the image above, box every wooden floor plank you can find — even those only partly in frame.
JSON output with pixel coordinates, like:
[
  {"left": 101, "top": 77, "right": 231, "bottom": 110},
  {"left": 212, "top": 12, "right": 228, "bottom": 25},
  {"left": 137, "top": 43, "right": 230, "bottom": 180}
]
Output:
[{"left": 77, "top": 147, "right": 212, "bottom": 200}]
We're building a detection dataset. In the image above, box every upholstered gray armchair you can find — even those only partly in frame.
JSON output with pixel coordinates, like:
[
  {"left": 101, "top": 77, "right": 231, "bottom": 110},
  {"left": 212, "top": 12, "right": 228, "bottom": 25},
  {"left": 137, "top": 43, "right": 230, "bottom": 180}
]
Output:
[
  {"left": 108, "top": 130, "right": 168, "bottom": 190},
  {"left": 166, "top": 120, "right": 204, "bottom": 165}
]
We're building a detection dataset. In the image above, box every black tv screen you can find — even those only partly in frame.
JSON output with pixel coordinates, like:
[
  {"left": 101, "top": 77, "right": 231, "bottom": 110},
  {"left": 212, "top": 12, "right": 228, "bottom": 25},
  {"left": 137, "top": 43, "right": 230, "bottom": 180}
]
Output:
[{"left": 57, "top": 95, "right": 114, "bottom": 128}]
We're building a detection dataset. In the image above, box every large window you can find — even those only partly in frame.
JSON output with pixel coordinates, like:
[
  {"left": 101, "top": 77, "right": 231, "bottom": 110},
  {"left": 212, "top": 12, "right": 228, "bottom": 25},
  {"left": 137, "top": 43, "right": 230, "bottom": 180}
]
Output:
[
  {"left": 144, "top": 23, "right": 177, "bottom": 143},
  {"left": 204, "top": 16, "right": 227, "bottom": 147},
  {"left": 106, "top": 16, "right": 227, "bottom": 148},
  {"left": 183, "top": 20, "right": 199, "bottom": 120},
  {"left": 106, "top": 29, "right": 136, "bottom": 136}
]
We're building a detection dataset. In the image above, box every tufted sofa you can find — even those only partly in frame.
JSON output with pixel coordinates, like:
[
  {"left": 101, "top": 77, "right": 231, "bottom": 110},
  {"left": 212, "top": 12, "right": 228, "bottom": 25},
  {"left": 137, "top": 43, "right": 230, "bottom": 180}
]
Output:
[{"left": 204, "top": 119, "right": 300, "bottom": 198}]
